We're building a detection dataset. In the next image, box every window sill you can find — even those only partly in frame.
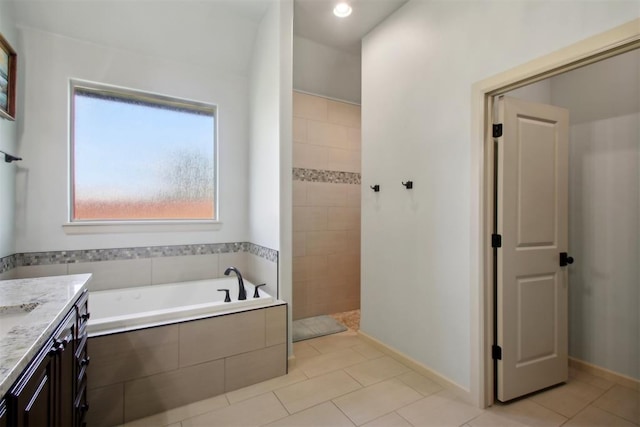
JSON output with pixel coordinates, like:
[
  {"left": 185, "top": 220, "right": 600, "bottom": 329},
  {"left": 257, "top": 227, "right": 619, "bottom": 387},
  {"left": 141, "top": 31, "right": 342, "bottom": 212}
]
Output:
[{"left": 62, "top": 220, "right": 222, "bottom": 235}]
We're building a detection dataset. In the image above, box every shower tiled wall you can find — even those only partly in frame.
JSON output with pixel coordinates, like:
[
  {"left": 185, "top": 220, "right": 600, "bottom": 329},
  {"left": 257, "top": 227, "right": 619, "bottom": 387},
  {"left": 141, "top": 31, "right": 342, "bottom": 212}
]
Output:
[{"left": 292, "top": 91, "right": 361, "bottom": 320}]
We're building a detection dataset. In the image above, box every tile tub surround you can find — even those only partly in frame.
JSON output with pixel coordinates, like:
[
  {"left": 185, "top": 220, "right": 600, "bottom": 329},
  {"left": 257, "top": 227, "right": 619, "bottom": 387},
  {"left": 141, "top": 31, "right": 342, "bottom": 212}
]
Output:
[
  {"left": 86, "top": 303, "right": 288, "bottom": 426},
  {"left": 292, "top": 91, "right": 361, "bottom": 320},
  {"left": 0, "top": 273, "right": 91, "bottom": 396},
  {"left": 0, "top": 253, "right": 16, "bottom": 275},
  {"left": 0, "top": 242, "right": 279, "bottom": 296},
  {"left": 0, "top": 242, "right": 277, "bottom": 274}
]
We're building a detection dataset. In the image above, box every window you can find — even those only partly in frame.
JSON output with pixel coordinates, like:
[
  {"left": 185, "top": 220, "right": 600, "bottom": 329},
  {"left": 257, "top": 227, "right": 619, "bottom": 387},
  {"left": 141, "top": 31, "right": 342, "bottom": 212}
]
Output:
[{"left": 70, "top": 81, "right": 216, "bottom": 222}]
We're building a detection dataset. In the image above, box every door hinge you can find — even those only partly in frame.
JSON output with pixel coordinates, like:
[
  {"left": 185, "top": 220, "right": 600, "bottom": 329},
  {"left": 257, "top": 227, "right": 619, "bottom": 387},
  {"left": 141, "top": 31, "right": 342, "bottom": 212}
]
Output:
[
  {"left": 491, "top": 234, "right": 502, "bottom": 248},
  {"left": 492, "top": 345, "right": 502, "bottom": 360},
  {"left": 493, "top": 123, "right": 503, "bottom": 138}
]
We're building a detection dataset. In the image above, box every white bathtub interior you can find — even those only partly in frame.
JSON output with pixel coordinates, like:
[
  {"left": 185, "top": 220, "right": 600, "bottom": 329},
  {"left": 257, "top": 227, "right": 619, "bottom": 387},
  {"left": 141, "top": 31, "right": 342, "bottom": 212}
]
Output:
[{"left": 88, "top": 277, "right": 274, "bottom": 336}]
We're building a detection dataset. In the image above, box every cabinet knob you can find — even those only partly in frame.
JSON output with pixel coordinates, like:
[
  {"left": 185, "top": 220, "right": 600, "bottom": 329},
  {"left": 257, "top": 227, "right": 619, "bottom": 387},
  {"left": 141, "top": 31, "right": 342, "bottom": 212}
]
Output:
[
  {"left": 60, "top": 334, "right": 71, "bottom": 349},
  {"left": 49, "top": 344, "right": 61, "bottom": 356},
  {"left": 80, "top": 356, "right": 91, "bottom": 367}
]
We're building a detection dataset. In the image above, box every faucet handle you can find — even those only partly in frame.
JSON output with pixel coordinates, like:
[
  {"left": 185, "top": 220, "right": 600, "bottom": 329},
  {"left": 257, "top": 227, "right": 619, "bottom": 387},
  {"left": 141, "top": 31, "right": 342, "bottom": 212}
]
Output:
[
  {"left": 253, "top": 283, "right": 267, "bottom": 298},
  {"left": 217, "top": 289, "right": 231, "bottom": 302}
]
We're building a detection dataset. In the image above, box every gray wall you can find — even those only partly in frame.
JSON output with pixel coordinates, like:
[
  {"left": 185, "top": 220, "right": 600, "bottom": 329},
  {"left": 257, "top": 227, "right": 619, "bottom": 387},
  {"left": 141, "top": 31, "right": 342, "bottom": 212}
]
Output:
[
  {"left": 0, "top": 1, "right": 17, "bottom": 259},
  {"left": 293, "top": 35, "right": 361, "bottom": 104},
  {"left": 0, "top": 2, "right": 283, "bottom": 302},
  {"left": 14, "top": 26, "right": 250, "bottom": 252},
  {"left": 361, "top": 0, "right": 639, "bottom": 391},
  {"left": 507, "top": 49, "right": 639, "bottom": 379},
  {"left": 249, "top": 0, "right": 294, "bottom": 301},
  {"left": 552, "top": 50, "right": 640, "bottom": 380}
]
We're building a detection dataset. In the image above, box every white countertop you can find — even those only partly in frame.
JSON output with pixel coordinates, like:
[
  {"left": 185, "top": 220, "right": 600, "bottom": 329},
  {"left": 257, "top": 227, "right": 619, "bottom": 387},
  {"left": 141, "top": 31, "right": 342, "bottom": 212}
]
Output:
[{"left": 0, "top": 274, "right": 91, "bottom": 397}]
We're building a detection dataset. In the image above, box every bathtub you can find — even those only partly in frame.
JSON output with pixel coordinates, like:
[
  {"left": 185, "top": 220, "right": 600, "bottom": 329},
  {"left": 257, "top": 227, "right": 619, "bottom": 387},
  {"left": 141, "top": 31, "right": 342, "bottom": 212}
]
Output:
[
  {"left": 85, "top": 277, "right": 287, "bottom": 425},
  {"left": 87, "top": 277, "right": 275, "bottom": 336}
]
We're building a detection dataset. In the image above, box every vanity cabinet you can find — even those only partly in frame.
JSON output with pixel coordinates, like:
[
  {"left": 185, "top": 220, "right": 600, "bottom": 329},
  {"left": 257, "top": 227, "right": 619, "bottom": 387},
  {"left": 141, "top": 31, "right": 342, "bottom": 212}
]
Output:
[
  {"left": 74, "top": 290, "right": 90, "bottom": 426},
  {"left": 0, "top": 400, "right": 8, "bottom": 427},
  {"left": 3, "top": 289, "right": 89, "bottom": 427},
  {"left": 8, "top": 329, "right": 57, "bottom": 427}
]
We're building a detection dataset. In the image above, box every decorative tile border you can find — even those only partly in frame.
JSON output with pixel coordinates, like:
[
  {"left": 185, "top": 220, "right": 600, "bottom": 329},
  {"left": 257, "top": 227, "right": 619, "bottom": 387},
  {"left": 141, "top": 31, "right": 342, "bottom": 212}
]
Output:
[
  {"left": 293, "top": 167, "right": 361, "bottom": 184},
  {"left": 247, "top": 243, "right": 278, "bottom": 263},
  {"left": 0, "top": 254, "right": 17, "bottom": 275},
  {"left": 0, "top": 242, "right": 278, "bottom": 274},
  {"left": 17, "top": 243, "right": 245, "bottom": 266}
]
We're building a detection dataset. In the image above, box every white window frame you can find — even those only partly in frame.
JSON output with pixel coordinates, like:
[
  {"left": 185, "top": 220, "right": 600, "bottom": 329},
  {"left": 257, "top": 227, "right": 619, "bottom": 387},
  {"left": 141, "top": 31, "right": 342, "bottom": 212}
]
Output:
[{"left": 64, "top": 79, "right": 221, "bottom": 234}]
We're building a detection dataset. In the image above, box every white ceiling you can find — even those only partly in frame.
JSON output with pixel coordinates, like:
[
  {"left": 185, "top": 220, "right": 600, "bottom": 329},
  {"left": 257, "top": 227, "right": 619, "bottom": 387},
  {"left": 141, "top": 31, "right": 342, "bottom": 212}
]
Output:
[
  {"left": 9, "top": 0, "right": 407, "bottom": 74},
  {"left": 294, "top": 0, "right": 408, "bottom": 55},
  {"left": 10, "top": 0, "right": 270, "bottom": 75}
]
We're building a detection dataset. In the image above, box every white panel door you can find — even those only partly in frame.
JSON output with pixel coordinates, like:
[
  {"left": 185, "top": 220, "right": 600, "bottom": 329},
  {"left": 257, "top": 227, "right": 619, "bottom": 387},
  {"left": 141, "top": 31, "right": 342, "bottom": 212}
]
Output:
[{"left": 496, "top": 96, "right": 570, "bottom": 402}]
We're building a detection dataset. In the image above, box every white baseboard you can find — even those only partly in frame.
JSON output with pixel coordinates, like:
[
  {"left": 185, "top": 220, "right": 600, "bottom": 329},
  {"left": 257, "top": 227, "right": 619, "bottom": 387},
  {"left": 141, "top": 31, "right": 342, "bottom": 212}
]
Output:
[
  {"left": 570, "top": 357, "right": 640, "bottom": 391},
  {"left": 357, "top": 330, "right": 473, "bottom": 404}
]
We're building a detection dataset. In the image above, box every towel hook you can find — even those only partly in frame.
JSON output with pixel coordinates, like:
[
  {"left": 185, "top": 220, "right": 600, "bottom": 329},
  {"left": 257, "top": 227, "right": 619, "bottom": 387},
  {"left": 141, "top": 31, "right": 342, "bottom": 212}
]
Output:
[
  {"left": 0, "top": 150, "right": 21, "bottom": 163},
  {"left": 402, "top": 181, "right": 413, "bottom": 189},
  {"left": 370, "top": 184, "right": 380, "bottom": 192}
]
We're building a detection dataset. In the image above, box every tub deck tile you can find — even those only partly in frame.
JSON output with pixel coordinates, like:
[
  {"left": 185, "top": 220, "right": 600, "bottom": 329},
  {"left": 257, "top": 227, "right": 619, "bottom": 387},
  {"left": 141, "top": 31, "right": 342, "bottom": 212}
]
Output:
[
  {"left": 89, "top": 325, "right": 180, "bottom": 388},
  {"left": 124, "top": 359, "right": 225, "bottom": 423},
  {"left": 179, "top": 309, "right": 265, "bottom": 367}
]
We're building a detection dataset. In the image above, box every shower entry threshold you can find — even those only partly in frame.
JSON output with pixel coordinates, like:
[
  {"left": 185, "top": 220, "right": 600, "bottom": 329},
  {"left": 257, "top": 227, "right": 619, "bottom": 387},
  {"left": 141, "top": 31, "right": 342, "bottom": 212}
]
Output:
[{"left": 292, "top": 315, "right": 347, "bottom": 342}]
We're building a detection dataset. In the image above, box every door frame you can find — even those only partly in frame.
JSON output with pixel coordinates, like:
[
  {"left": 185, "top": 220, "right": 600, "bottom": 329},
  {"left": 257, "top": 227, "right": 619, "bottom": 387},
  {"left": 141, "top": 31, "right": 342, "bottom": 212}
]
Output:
[{"left": 471, "top": 18, "right": 640, "bottom": 408}]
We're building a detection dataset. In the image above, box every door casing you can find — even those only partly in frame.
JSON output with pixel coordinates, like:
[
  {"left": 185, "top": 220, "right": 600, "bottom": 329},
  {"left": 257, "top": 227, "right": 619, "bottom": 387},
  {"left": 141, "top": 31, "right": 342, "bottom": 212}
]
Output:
[{"left": 471, "top": 18, "right": 640, "bottom": 408}]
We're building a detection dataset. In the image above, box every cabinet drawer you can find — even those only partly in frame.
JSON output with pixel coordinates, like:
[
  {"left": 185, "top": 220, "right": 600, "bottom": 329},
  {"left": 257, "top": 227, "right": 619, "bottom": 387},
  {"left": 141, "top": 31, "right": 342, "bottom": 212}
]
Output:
[
  {"left": 75, "top": 334, "right": 89, "bottom": 383},
  {"left": 74, "top": 381, "right": 88, "bottom": 427},
  {"left": 76, "top": 290, "right": 90, "bottom": 331},
  {"left": 56, "top": 311, "right": 77, "bottom": 427},
  {"left": 55, "top": 310, "right": 76, "bottom": 353},
  {"left": 8, "top": 339, "right": 56, "bottom": 427},
  {"left": 75, "top": 334, "right": 87, "bottom": 361},
  {"left": 0, "top": 399, "right": 8, "bottom": 427}
]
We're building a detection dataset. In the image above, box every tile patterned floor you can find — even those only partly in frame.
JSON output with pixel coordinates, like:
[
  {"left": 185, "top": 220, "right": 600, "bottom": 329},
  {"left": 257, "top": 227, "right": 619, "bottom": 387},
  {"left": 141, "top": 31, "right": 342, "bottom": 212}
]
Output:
[{"left": 122, "top": 330, "right": 639, "bottom": 427}]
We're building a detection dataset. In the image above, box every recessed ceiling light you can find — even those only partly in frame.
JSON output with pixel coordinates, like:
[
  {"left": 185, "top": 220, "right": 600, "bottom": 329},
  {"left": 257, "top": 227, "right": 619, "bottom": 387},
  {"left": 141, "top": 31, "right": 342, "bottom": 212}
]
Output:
[{"left": 333, "top": 2, "right": 352, "bottom": 18}]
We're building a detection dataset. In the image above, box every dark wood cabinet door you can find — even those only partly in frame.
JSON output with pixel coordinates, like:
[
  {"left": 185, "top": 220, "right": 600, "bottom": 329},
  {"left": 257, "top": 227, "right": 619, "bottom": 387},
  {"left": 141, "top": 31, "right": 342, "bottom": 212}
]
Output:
[
  {"left": 22, "top": 376, "right": 50, "bottom": 427},
  {"left": 74, "top": 290, "right": 89, "bottom": 427},
  {"left": 0, "top": 399, "right": 8, "bottom": 427},
  {"left": 57, "top": 312, "right": 76, "bottom": 427},
  {"left": 4, "top": 294, "right": 88, "bottom": 427},
  {"left": 10, "top": 344, "right": 55, "bottom": 427}
]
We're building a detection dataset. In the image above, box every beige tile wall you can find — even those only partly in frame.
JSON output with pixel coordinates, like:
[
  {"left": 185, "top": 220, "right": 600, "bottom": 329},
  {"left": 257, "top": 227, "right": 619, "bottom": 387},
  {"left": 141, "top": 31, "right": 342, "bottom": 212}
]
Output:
[
  {"left": 293, "top": 92, "right": 361, "bottom": 173},
  {"left": 292, "top": 92, "right": 361, "bottom": 320},
  {"left": 9, "top": 251, "right": 277, "bottom": 297}
]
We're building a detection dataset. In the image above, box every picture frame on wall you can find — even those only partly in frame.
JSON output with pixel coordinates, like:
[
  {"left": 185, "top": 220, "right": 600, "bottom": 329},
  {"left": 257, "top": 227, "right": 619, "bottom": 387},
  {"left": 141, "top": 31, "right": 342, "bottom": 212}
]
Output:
[{"left": 0, "top": 32, "right": 17, "bottom": 121}]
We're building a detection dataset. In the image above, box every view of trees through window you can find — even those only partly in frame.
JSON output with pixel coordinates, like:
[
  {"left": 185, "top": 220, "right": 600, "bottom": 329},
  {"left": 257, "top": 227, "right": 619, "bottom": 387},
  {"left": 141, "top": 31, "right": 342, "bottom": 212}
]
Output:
[{"left": 71, "top": 84, "right": 216, "bottom": 221}]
